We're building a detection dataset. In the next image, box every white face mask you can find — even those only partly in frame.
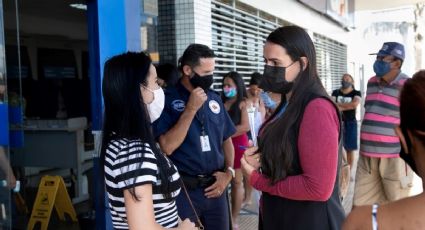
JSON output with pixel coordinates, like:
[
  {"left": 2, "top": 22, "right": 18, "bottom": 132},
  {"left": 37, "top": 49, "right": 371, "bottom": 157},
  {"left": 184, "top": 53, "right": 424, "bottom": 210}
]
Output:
[{"left": 146, "top": 87, "right": 165, "bottom": 123}]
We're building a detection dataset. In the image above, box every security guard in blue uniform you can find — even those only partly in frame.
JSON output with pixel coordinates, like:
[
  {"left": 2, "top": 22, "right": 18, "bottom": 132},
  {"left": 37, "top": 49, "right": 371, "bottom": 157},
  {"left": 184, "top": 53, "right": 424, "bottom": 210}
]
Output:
[{"left": 153, "top": 44, "right": 236, "bottom": 230}]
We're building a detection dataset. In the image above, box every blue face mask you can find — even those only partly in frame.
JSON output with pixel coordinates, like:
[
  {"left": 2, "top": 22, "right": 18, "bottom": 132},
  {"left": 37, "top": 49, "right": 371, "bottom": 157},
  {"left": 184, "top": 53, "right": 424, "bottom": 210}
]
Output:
[
  {"left": 223, "top": 87, "right": 237, "bottom": 98},
  {"left": 260, "top": 91, "right": 277, "bottom": 110},
  {"left": 373, "top": 60, "right": 392, "bottom": 77}
]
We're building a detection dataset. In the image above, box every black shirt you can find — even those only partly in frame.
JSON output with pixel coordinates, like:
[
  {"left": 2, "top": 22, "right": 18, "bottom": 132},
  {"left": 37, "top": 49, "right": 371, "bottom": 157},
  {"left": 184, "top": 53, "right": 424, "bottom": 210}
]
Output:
[{"left": 332, "top": 89, "right": 361, "bottom": 121}]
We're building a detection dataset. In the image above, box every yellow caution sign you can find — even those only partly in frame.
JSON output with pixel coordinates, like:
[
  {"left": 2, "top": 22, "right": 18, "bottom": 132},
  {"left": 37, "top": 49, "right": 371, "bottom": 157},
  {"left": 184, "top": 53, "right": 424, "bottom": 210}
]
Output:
[{"left": 27, "top": 176, "right": 78, "bottom": 230}]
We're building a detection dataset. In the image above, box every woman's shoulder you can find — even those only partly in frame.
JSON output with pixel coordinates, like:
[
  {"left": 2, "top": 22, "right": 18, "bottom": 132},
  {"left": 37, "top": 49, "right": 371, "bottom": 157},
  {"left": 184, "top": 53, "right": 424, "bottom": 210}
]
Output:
[
  {"left": 303, "top": 97, "right": 339, "bottom": 125},
  {"left": 109, "top": 138, "right": 155, "bottom": 159},
  {"left": 109, "top": 138, "right": 151, "bottom": 149},
  {"left": 305, "top": 97, "right": 336, "bottom": 113}
]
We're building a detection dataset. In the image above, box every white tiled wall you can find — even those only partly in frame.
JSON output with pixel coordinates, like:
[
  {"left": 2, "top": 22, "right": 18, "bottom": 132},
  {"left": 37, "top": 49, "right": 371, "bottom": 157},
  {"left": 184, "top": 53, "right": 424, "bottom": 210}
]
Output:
[
  {"left": 193, "top": 0, "right": 212, "bottom": 46},
  {"left": 158, "top": 0, "right": 212, "bottom": 64},
  {"left": 175, "top": 0, "right": 212, "bottom": 60}
]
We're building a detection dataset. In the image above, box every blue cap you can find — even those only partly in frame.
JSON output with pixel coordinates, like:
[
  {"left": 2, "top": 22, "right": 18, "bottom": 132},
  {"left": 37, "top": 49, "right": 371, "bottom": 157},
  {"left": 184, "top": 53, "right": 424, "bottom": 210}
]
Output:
[{"left": 370, "top": 42, "right": 405, "bottom": 61}]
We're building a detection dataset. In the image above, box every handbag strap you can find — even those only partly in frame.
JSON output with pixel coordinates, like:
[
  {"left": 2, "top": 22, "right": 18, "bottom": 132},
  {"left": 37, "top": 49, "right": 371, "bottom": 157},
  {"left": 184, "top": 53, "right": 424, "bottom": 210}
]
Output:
[{"left": 179, "top": 178, "right": 205, "bottom": 230}]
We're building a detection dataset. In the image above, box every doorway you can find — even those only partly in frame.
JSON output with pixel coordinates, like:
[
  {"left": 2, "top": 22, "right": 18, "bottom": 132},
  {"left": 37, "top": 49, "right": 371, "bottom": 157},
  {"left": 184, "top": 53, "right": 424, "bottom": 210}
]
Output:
[{"left": 2, "top": 0, "right": 92, "bottom": 228}]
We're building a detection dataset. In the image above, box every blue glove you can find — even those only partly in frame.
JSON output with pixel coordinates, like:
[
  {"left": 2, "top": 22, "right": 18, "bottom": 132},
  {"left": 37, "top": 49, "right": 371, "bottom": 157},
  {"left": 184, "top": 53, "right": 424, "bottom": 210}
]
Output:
[{"left": 260, "top": 92, "right": 277, "bottom": 110}]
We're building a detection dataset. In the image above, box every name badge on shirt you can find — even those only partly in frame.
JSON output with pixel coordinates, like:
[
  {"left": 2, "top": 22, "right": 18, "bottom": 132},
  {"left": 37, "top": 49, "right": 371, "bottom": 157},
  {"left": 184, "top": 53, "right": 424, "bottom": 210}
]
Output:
[{"left": 200, "top": 135, "right": 211, "bottom": 152}]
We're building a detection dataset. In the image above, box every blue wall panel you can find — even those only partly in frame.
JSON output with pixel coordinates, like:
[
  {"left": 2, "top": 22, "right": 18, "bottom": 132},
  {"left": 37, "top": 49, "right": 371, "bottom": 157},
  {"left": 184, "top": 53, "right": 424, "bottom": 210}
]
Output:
[{"left": 87, "top": 0, "right": 141, "bottom": 229}]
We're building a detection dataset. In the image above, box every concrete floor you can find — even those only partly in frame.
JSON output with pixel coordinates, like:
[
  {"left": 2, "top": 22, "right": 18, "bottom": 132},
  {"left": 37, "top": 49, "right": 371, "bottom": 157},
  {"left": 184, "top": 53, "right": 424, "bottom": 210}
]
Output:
[
  {"left": 25, "top": 152, "right": 423, "bottom": 230},
  {"left": 238, "top": 152, "right": 423, "bottom": 230}
]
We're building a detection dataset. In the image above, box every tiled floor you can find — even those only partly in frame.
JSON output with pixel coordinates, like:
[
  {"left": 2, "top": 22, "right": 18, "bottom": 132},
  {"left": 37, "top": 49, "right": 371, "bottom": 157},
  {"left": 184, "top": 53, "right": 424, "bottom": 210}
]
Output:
[{"left": 238, "top": 202, "right": 259, "bottom": 230}]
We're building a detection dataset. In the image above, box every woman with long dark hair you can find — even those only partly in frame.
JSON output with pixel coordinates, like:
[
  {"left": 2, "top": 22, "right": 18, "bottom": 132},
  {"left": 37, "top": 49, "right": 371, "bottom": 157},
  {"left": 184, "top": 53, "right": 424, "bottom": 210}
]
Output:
[
  {"left": 101, "top": 52, "right": 195, "bottom": 230},
  {"left": 343, "top": 70, "right": 425, "bottom": 229},
  {"left": 221, "top": 71, "right": 250, "bottom": 230},
  {"left": 240, "top": 26, "right": 345, "bottom": 229}
]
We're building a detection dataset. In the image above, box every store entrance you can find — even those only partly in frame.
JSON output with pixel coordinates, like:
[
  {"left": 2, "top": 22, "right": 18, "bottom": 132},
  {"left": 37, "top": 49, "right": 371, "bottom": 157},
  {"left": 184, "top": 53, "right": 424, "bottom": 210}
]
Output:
[{"left": 2, "top": 0, "right": 93, "bottom": 228}]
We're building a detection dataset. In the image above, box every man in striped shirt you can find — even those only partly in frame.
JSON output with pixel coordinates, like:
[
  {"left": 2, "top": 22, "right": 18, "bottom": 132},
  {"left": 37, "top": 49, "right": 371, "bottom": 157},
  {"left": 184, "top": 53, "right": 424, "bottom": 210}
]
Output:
[{"left": 353, "top": 42, "right": 414, "bottom": 206}]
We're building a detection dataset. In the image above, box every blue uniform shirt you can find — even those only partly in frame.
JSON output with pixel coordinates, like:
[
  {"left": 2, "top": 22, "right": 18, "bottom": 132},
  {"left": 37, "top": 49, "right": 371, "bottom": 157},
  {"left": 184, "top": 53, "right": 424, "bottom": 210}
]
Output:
[{"left": 153, "top": 81, "right": 236, "bottom": 176}]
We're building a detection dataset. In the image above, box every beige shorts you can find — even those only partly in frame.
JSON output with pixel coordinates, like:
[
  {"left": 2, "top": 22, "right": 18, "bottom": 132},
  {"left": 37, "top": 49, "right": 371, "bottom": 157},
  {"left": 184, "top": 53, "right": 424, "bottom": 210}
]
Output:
[{"left": 353, "top": 155, "right": 414, "bottom": 206}]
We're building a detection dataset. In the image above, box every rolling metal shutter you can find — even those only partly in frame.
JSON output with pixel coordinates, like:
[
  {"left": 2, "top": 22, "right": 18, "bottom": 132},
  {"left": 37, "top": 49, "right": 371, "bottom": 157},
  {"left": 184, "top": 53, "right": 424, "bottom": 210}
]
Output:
[
  {"left": 211, "top": 1, "right": 347, "bottom": 93},
  {"left": 313, "top": 33, "right": 347, "bottom": 93},
  {"left": 211, "top": 0, "right": 281, "bottom": 90}
]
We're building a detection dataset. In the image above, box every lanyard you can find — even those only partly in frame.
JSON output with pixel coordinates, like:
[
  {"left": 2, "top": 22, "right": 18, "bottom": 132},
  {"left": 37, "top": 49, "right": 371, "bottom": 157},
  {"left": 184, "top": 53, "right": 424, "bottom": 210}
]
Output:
[{"left": 195, "top": 104, "right": 207, "bottom": 136}]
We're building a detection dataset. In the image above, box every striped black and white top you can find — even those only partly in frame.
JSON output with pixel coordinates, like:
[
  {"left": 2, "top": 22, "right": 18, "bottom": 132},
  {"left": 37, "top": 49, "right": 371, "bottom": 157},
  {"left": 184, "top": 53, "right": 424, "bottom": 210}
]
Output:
[{"left": 104, "top": 139, "right": 181, "bottom": 229}]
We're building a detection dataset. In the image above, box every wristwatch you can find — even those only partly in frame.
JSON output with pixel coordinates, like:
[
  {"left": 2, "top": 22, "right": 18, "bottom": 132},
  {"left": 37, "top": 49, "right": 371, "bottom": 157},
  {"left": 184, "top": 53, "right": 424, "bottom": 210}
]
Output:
[{"left": 227, "top": 166, "right": 235, "bottom": 178}]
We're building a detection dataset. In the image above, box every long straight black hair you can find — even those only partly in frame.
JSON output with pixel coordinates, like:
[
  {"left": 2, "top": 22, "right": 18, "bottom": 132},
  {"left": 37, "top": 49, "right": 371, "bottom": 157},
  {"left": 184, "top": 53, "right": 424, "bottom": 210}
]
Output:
[
  {"left": 101, "top": 52, "right": 173, "bottom": 199},
  {"left": 400, "top": 70, "right": 425, "bottom": 144},
  {"left": 260, "top": 26, "right": 331, "bottom": 184},
  {"left": 222, "top": 71, "right": 247, "bottom": 125}
]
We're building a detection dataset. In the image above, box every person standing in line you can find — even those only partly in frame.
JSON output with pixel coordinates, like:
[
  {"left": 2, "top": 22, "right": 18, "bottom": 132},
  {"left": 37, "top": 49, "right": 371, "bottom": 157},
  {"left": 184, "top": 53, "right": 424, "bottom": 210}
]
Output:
[
  {"left": 221, "top": 71, "right": 250, "bottom": 230},
  {"left": 101, "top": 52, "right": 196, "bottom": 229},
  {"left": 246, "top": 72, "right": 266, "bottom": 129},
  {"left": 343, "top": 70, "right": 425, "bottom": 230},
  {"left": 353, "top": 42, "right": 414, "bottom": 207},
  {"left": 243, "top": 72, "right": 266, "bottom": 207},
  {"left": 240, "top": 26, "right": 344, "bottom": 230},
  {"left": 153, "top": 44, "right": 236, "bottom": 230},
  {"left": 332, "top": 73, "right": 362, "bottom": 169}
]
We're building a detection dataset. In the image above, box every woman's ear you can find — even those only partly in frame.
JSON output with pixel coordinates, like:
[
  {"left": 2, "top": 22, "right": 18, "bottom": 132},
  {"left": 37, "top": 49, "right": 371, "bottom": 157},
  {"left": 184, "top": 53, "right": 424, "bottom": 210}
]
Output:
[
  {"left": 182, "top": 65, "right": 192, "bottom": 77},
  {"left": 300, "top": 57, "right": 308, "bottom": 71},
  {"left": 395, "top": 126, "right": 409, "bottom": 154}
]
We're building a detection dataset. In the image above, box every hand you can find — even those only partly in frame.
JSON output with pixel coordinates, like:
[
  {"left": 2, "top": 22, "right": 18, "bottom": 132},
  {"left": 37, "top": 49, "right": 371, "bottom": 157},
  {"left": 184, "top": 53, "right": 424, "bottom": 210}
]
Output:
[
  {"left": 204, "top": 171, "right": 232, "bottom": 198},
  {"left": 177, "top": 218, "right": 197, "bottom": 230},
  {"left": 186, "top": 87, "right": 207, "bottom": 112},
  {"left": 240, "top": 157, "right": 256, "bottom": 185},
  {"left": 7, "top": 176, "right": 17, "bottom": 190},
  {"left": 243, "top": 146, "right": 261, "bottom": 169},
  {"left": 6, "top": 170, "right": 16, "bottom": 189}
]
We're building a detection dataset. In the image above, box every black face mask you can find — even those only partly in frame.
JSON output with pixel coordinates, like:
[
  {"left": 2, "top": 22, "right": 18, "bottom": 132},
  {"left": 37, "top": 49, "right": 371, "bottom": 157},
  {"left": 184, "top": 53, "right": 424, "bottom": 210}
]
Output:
[
  {"left": 190, "top": 72, "right": 213, "bottom": 91},
  {"left": 399, "top": 127, "right": 418, "bottom": 174},
  {"left": 260, "top": 65, "right": 294, "bottom": 94}
]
